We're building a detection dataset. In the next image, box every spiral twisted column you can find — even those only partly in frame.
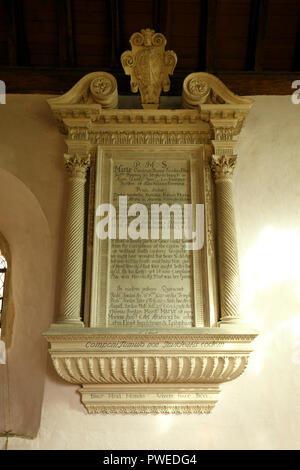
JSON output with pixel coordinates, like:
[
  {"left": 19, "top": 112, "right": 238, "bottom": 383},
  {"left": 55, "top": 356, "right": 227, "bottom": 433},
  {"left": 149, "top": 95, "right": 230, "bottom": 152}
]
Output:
[
  {"left": 210, "top": 120, "right": 241, "bottom": 324},
  {"left": 57, "top": 153, "right": 90, "bottom": 326}
]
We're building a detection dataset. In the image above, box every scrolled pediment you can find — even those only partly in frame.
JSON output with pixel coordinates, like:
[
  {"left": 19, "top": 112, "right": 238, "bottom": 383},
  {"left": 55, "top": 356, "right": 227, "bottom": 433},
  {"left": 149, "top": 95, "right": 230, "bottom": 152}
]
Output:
[
  {"left": 48, "top": 71, "right": 118, "bottom": 108},
  {"left": 182, "top": 72, "right": 252, "bottom": 108}
]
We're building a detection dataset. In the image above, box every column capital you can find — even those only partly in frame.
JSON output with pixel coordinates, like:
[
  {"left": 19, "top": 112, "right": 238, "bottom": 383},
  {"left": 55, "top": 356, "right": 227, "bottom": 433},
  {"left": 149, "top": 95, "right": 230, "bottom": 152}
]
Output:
[
  {"left": 211, "top": 154, "right": 237, "bottom": 182},
  {"left": 210, "top": 118, "right": 239, "bottom": 140},
  {"left": 210, "top": 118, "right": 239, "bottom": 182},
  {"left": 64, "top": 153, "right": 91, "bottom": 179}
]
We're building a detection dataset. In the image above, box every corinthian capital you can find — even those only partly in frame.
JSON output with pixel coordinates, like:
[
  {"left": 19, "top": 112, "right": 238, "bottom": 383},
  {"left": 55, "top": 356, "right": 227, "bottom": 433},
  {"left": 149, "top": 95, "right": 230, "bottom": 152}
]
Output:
[
  {"left": 64, "top": 153, "right": 91, "bottom": 179},
  {"left": 211, "top": 154, "right": 237, "bottom": 182}
]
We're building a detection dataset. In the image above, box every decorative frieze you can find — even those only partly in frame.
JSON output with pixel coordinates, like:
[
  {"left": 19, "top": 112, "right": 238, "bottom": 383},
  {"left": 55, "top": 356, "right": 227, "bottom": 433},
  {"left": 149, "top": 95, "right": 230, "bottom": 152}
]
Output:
[
  {"left": 88, "top": 130, "right": 209, "bottom": 145},
  {"left": 214, "top": 127, "right": 234, "bottom": 141},
  {"left": 68, "top": 127, "right": 89, "bottom": 141}
]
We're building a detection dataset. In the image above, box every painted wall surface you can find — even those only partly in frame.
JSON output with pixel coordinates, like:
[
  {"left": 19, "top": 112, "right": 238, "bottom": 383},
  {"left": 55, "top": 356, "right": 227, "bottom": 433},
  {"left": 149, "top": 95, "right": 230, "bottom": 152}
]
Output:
[{"left": 0, "top": 94, "right": 300, "bottom": 449}]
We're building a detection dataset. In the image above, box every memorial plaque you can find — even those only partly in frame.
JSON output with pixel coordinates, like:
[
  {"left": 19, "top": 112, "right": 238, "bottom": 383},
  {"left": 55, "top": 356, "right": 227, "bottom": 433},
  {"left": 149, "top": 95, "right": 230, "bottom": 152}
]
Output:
[
  {"left": 91, "top": 151, "right": 206, "bottom": 328},
  {"left": 109, "top": 157, "right": 193, "bottom": 327},
  {"left": 45, "top": 31, "right": 256, "bottom": 415}
]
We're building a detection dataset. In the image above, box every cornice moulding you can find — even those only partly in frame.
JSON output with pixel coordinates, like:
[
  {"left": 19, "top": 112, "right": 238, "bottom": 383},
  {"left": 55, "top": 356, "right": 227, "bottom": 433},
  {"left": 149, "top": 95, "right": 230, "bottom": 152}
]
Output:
[{"left": 44, "top": 328, "right": 257, "bottom": 414}]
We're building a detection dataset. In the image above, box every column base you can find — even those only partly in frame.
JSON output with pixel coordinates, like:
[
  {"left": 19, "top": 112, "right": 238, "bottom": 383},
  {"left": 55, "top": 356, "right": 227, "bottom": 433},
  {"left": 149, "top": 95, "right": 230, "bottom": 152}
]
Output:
[{"left": 217, "top": 318, "right": 247, "bottom": 328}]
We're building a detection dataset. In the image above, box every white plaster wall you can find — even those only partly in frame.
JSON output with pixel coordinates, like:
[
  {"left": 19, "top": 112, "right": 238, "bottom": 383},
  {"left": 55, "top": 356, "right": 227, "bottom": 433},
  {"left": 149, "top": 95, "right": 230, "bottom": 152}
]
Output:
[{"left": 0, "top": 94, "right": 300, "bottom": 449}]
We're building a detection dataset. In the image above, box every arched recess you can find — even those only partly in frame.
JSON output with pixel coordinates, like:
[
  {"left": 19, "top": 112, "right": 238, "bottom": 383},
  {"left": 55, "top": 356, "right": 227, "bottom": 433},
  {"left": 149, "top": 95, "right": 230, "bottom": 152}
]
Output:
[
  {"left": 0, "top": 231, "right": 14, "bottom": 348},
  {"left": 0, "top": 168, "right": 53, "bottom": 438}
]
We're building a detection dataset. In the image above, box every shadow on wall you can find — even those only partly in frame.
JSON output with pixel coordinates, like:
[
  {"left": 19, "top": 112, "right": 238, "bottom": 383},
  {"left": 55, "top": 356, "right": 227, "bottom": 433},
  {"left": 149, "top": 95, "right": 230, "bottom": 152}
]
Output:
[{"left": 0, "top": 168, "right": 53, "bottom": 438}]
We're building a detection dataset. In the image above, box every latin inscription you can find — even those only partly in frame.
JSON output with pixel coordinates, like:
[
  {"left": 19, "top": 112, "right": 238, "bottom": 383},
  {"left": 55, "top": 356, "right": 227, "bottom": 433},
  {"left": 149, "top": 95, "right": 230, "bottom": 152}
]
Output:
[
  {"left": 108, "top": 158, "right": 194, "bottom": 327},
  {"left": 89, "top": 393, "right": 209, "bottom": 401}
]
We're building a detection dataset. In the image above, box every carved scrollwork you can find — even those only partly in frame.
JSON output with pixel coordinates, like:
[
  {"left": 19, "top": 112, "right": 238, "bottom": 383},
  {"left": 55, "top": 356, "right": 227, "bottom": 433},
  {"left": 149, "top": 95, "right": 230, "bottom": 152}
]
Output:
[
  {"left": 89, "top": 73, "right": 118, "bottom": 108},
  {"left": 187, "top": 78, "right": 211, "bottom": 103},
  {"left": 47, "top": 71, "right": 118, "bottom": 108},
  {"left": 183, "top": 73, "right": 225, "bottom": 108},
  {"left": 121, "top": 29, "right": 177, "bottom": 109},
  {"left": 131, "top": 31, "right": 144, "bottom": 46},
  {"left": 182, "top": 72, "right": 254, "bottom": 109}
]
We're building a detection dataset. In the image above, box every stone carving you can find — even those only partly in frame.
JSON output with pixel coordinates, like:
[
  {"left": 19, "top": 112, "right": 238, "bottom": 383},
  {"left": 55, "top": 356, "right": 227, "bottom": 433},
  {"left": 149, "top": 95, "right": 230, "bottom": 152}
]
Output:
[
  {"left": 211, "top": 154, "right": 237, "bottom": 181},
  {"left": 89, "top": 73, "right": 118, "bottom": 108},
  {"left": 182, "top": 72, "right": 252, "bottom": 109},
  {"left": 204, "top": 156, "right": 215, "bottom": 255},
  {"left": 121, "top": 29, "right": 177, "bottom": 109},
  {"left": 43, "top": 332, "right": 257, "bottom": 343},
  {"left": 52, "top": 354, "right": 248, "bottom": 385},
  {"left": 210, "top": 141, "right": 240, "bottom": 324},
  {"left": 58, "top": 153, "right": 91, "bottom": 326},
  {"left": 45, "top": 33, "right": 256, "bottom": 414},
  {"left": 214, "top": 127, "right": 234, "bottom": 141},
  {"left": 68, "top": 127, "right": 89, "bottom": 141},
  {"left": 43, "top": 332, "right": 255, "bottom": 414},
  {"left": 185, "top": 76, "right": 224, "bottom": 105},
  {"left": 64, "top": 153, "right": 91, "bottom": 179},
  {"left": 88, "top": 130, "right": 208, "bottom": 145},
  {"left": 47, "top": 71, "right": 118, "bottom": 108},
  {"left": 86, "top": 405, "right": 214, "bottom": 415}
]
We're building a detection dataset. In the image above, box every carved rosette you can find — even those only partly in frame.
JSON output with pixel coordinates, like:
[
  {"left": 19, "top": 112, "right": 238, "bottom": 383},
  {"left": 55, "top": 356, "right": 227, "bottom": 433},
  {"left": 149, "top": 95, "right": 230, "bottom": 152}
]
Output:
[
  {"left": 121, "top": 29, "right": 177, "bottom": 109},
  {"left": 89, "top": 72, "right": 118, "bottom": 108}
]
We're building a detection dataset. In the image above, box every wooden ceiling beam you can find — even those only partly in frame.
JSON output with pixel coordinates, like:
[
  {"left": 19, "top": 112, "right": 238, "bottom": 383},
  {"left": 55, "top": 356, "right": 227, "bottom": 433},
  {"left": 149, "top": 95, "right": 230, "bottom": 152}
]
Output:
[
  {"left": 6, "top": 0, "right": 30, "bottom": 66},
  {"left": 199, "top": 0, "right": 208, "bottom": 71},
  {"left": 57, "top": 0, "right": 76, "bottom": 67},
  {"left": 206, "top": 0, "right": 218, "bottom": 73},
  {"left": 250, "top": 0, "right": 269, "bottom": 72},
  {"left": 292, "top": 13, "right": 300, "bottom": 71},
  {"left": 0, "top": 67, "right": 297, "bottom": 96},
  {"left": 109, "top": 0, "right": 120, "bottom": 67},
  {"left": 246, "top": 0, "right": 260, "bottom": 70},
  {"left": 153, "top": 0, "right": 170, "bottom": 41},
  {"left": 152, "top": 0, "right": 160, "bottom": 31}
]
